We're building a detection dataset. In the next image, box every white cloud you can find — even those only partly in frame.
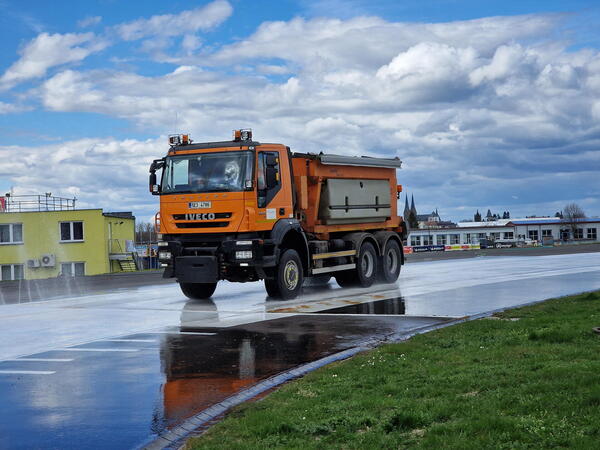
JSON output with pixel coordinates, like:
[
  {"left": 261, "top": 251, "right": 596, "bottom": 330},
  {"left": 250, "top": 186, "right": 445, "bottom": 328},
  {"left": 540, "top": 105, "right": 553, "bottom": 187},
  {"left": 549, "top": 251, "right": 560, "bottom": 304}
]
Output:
[
  {"left": 0, "top": 137, "right": 164, "bottom": 219},
  {"left": 0, "top": 101, "right": 28, "bottom": 114},
  {"left": 77, "top": 16, "right": 102, "bottom": 28},
  {"left": 205, "top": 14, "right": 560, "bottom": 70},
  {"left": 0, "top": 32, "right": 108, "bottom": 90},
  {"left": 3, "top": 12, "right": 600, "bottom": 219},
  {"left": 114, "top": 0, "right": 233, "bottom": 41}
]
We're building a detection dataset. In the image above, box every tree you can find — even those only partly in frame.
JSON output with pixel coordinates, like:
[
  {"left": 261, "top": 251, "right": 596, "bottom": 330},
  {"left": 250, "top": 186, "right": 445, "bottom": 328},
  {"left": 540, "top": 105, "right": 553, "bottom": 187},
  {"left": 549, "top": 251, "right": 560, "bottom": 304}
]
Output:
[
  {"left": 563, "top": 203, "right": 586, "bottom": 239},
  {"left": 135, "top": 221, "right": 157, "bottom": 244},
  {"left": 407, "top": 210, "right": 419, "bottom": 230}
]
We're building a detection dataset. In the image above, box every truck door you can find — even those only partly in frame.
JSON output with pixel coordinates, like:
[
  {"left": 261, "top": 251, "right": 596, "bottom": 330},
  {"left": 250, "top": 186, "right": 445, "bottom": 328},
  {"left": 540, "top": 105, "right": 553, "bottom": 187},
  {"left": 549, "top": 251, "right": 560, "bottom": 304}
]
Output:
[{"left": 255, "top": 150, "right": 292, "bottom": 230}]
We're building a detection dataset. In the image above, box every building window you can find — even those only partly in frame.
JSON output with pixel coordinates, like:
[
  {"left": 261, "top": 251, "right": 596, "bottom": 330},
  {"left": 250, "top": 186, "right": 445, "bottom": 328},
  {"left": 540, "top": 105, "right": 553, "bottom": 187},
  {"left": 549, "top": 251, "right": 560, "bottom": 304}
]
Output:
[
  {"left": 61, "top": 262, "right": 85, "bottom": 277},
  {"left": 574, "top": 228, "right": 583, "bottom": 239},
  {"left": 528, "top": 230, "right": 539, "bottom": 240},
  {"left": 422, "top": 235, "right": 433, "bottom": 245},
  {"left": 0, "top": 223, "right": 23, "bottom": 244},
  {"left": 436, "top": 235, "right": 447, "bottom": 245},
  {"left": 504, "top": 231, "right": 514, "bottom": 239},
  {"left": 490, "top": 232, "right": 501, "bottom": 240},
  {"left": 1, "top": 264, "right": 24, "bottom": 281},
  {"left": 541, "top": 229, "right": 552, "bottom": 237},
  {"left": 465, "top": 233, "right": 478, "bottom": 244},
  {"left": 60, "top": 221, "right": 84, "bottom": 242},
  {"left": 450, "top": 234, "right": 460, "bottom": 244},
  {"left": 410, "top": 235, "right": 421, "bottom": 246},
  {"left": 587, "top": 228, "right": 597, "bottom": 240}
]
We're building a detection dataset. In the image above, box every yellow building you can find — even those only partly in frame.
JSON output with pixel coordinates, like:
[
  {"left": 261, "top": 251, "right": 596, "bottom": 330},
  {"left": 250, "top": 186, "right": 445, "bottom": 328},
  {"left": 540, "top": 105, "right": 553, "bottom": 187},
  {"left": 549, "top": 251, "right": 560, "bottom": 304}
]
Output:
[{"left": 0, "top": 195, "right": 136, "bottom": 281}]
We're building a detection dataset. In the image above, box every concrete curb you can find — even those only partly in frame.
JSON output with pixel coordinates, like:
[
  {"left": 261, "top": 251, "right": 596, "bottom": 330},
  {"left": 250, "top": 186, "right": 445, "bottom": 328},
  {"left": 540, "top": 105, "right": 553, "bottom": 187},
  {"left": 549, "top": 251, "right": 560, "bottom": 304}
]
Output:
[{"left": 141, "top": 290, "right": 594, "bottom": 450}]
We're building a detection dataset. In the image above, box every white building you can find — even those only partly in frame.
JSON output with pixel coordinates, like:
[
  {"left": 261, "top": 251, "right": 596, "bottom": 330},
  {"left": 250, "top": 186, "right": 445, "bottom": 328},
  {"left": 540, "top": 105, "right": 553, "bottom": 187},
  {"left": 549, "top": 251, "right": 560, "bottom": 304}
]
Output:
[{"left": 407, "top": 217, "right": 600, "bottom": 248}]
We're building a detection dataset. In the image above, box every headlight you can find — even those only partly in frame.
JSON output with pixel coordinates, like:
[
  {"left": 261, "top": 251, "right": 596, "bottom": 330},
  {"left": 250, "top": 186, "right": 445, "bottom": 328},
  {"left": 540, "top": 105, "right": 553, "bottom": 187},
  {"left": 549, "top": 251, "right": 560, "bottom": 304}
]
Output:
[
  {"left": 157, "top": 241, "right": 168, "bottom": 247},
  {"left": 236, "top": 240, "right": 253, "bottom": 246},
  {"left": 158, "top": 251, "right": 172, "bottom": 260},
  {"left": 235, "top": 250, "right": 253, "bottom": 260}
]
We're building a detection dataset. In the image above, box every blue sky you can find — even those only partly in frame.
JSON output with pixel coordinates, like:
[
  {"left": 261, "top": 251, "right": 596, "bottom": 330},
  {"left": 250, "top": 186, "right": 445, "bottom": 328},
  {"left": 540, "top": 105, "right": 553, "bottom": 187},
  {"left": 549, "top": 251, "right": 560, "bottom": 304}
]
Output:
[{"left": 1, "top": 0, "right": 599, "bottom": 221}]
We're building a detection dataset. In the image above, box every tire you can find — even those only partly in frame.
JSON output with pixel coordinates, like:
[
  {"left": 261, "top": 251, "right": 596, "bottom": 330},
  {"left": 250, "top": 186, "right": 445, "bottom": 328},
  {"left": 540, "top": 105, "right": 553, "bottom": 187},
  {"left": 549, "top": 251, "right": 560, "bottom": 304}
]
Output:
[
  {"left": 264, "top": 249, "right": 304, "bottom": 300},
  {"left": 180, "top": 282, "right": 217, "bottom": 300},
  {"left": 335, "top": 240, "right": 378, "bottom": 288},
  {"left": 378, "top": 239, "right": 402, "bottom": 284},
  {"left": 335, "top": 270, "right": 357, "bottom": 288}
]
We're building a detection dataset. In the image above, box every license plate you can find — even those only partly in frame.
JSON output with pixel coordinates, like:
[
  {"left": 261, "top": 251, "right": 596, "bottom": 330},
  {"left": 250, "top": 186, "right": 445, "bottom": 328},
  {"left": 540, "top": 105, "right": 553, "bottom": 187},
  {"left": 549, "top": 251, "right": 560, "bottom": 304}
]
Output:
[{"left": 189, "top": 201, "right": 211, "bottom": 209}]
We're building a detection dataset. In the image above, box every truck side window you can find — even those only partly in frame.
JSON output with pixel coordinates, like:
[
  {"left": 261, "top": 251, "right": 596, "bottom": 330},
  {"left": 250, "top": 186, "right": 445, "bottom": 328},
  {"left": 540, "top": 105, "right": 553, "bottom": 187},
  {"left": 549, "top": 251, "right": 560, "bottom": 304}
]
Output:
[{"left": 257, "top": 151, "right": 281, "bottom": 208}]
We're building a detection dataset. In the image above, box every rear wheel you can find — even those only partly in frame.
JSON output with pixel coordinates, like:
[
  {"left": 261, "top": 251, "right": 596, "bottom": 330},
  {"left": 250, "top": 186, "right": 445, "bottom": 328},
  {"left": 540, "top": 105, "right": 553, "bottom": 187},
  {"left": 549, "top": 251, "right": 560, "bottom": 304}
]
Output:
[
  {"left": 180, "top": 282, "right": 217, "bottom": 300},
  {"left": 378, "top": 239, "right": 402, "bottom": 284},
  {"left": 335, "top": 240, "right": 378, "bottom": 288},
  {"left": 264, "top": 249, "right": 304, "bottom": 300}
]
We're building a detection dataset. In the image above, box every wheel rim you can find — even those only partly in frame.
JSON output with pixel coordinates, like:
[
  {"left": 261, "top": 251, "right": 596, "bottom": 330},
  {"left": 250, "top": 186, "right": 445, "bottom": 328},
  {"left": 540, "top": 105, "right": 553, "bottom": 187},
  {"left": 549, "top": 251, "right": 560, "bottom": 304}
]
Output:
[
  {"left": 386, "top": 247, "right": 398, "bottom": 274},
  {"left": 361, "top": 250, "right": 374, "bottom": 278},
  {"left": 284, "top": 260, "right": 299, "bottom": 290}
]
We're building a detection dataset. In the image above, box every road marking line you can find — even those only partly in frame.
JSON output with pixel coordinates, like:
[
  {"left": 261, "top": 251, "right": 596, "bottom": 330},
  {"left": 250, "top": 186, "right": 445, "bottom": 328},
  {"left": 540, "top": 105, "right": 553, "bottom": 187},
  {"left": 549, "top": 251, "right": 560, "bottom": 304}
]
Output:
[
  {"left": 0, "top": 370, "right": 56, "bottom": 375},
  {"left": 60, "top": 348, "right": 139, "bottom": 352},
  {"left": 6, "top": 358, "right": 74, "bottom": 362},
  {"left": 105, "top": 339, "right": 157, "bottom": 343},
  {"left": 149, "top": 331, "right": 217, "bottom": 336}
]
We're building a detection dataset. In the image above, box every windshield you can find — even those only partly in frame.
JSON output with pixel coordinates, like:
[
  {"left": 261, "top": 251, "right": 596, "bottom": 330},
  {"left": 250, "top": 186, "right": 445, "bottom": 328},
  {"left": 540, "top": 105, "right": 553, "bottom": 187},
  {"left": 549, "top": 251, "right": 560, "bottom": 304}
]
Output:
[{"left": 161, "top": 151, "right": 254, "bottom": 194}]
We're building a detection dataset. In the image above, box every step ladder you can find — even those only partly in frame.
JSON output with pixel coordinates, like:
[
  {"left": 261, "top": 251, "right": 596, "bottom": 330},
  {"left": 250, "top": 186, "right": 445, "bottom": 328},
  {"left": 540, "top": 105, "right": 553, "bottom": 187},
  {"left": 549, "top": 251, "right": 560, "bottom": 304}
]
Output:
[{"left": 118, "top": 259, "right": 137, "bottom": 272}]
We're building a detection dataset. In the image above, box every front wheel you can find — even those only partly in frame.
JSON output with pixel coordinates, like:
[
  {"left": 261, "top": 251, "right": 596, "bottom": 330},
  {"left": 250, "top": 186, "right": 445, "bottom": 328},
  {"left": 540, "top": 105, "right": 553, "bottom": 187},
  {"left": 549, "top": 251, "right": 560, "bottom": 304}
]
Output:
[
  {"left": 180, "top": 282, "right": 217, "bottom": 300},
  {"left": 264, "top": 249, "right": 304, "bottom": 300}
]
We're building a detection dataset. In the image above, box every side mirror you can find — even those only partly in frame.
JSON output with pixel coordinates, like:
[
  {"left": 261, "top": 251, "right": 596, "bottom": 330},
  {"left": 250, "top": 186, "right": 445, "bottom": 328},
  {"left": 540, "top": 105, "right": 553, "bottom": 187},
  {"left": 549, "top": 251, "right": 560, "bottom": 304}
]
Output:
[
  {"left": 149, "top": 173, "right": 160, "bottom": 194},
  {"left": 266, "top": 167, "right": 278, "bottom": 189}
]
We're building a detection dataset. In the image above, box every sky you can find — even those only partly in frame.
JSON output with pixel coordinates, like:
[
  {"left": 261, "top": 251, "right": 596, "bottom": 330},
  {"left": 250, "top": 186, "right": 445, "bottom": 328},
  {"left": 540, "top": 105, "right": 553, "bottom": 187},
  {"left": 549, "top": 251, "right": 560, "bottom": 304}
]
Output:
[{"left": 1, "top": 0, "right": 599, "bottom": 222}]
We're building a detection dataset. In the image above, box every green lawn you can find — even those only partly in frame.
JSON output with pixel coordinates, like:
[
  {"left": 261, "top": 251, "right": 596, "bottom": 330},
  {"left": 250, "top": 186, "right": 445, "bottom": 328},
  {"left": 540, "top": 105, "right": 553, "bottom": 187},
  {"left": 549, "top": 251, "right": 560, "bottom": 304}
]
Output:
[{"left": 188, "top": 291, "right": 600, "bottom": 449}]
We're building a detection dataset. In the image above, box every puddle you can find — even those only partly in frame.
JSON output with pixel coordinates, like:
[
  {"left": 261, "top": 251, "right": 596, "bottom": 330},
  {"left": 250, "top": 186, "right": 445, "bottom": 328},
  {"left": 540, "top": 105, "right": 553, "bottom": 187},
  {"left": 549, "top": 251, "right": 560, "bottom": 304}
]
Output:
[{"left": 313, "top": 297, "right": 406, "bottom": 315}]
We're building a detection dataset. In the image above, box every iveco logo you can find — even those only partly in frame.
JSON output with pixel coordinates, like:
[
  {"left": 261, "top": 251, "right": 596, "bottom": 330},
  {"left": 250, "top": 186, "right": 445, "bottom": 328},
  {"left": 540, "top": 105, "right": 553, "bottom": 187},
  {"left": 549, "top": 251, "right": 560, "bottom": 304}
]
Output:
[{"left": 186, "top": 213, "right": 216, "bottom": 221}]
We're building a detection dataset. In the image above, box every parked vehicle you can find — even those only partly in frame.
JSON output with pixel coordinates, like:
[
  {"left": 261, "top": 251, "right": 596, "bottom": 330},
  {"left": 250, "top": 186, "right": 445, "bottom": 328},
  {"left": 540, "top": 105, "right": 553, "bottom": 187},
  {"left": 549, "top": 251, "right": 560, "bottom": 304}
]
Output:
[
  {"left": 149, "top": 130, "right": 406, "bottom": 300},
  {"left": 494, "top": 241, "right": 515, "bottom": 248}
]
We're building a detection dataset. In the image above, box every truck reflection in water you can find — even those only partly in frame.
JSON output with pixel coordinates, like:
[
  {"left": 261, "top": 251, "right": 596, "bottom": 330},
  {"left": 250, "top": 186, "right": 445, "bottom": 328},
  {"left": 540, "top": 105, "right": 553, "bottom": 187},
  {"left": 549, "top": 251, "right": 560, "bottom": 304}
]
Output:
[
  {"left": 155, "top": 296, "right": 412, "bottom": 430},
  {"left": 313, "top": 297, "right": 406, "bottom": 315}
]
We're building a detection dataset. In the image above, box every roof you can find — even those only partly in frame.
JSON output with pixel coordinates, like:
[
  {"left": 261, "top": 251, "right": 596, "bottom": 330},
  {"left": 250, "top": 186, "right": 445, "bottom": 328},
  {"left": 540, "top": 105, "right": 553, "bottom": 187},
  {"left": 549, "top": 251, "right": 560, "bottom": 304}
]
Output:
[
  {"left": 103, "top": 212, "right": 135, "bottom": 220},
  {"left": 169, "top": 140, "right": 261, "bottom": 152},
  {"left": 509, "top": 218, "right": 600, "bottom": 225},
  {"left": 457, "top": 219, "right": 511, "bottom": 227}
]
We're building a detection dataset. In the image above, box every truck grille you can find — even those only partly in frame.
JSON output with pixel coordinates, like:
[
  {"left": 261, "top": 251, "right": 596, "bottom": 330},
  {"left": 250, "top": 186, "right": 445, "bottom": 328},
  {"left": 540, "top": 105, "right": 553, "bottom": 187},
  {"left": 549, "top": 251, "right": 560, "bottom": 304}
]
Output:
[{"left": 175, "top": 222, "right": 230, "bottom": 228}]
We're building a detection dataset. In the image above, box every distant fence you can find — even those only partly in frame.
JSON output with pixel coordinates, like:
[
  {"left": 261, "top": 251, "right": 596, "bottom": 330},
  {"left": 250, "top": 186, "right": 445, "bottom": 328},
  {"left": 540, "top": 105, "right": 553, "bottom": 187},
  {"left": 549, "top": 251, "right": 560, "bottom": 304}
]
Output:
[
  {"left": 0, "top": 195, "right": 76, "bottom": 212},
  {"left": 404, "top": 244, "right": 481, "bottom": 254}
]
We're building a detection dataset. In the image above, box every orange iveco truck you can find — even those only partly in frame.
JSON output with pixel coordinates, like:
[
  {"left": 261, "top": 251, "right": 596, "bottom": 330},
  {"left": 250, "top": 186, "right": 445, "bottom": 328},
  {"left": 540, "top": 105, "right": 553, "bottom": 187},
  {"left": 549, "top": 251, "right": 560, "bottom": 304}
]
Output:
[{"left": 149, "top": 130, "right": 406, "bottom": 300}]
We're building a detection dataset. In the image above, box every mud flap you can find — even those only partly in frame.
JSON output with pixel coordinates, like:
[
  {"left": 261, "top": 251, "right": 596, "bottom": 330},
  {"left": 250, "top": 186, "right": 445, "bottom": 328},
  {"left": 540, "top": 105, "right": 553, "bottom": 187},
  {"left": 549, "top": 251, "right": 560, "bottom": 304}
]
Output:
[{"left": 174, "top": 256, "right": 218, "bottom": 283}]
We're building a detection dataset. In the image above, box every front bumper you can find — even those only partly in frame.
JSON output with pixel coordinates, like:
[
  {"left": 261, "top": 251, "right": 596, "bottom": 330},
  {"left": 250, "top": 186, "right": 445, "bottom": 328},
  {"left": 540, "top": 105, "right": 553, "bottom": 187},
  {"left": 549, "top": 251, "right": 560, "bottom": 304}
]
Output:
[{"left": 160, "top": 235, "right": 276, "bottom": 282}]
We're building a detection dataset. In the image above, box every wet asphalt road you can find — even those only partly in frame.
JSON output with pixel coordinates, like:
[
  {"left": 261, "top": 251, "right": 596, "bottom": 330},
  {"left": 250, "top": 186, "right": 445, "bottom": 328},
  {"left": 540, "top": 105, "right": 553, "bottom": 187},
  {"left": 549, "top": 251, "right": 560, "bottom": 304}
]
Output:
[{"left": 0, "top": 251, "right": 599, "bottom": 449}]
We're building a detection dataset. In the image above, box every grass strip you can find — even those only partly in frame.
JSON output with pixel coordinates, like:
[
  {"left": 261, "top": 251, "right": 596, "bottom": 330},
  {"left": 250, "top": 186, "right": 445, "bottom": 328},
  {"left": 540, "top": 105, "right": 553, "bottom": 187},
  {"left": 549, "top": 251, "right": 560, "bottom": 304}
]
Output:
[{"left": 188, "top": 291, "right": 600, "bottom": 449}]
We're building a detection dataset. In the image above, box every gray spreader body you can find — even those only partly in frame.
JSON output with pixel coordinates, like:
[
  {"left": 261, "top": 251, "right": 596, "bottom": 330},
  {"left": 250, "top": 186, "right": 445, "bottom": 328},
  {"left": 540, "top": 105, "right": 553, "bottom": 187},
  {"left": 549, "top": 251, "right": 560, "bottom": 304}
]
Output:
[{"left": 318, "top": 178, "right": 391, "bottom": 225}]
